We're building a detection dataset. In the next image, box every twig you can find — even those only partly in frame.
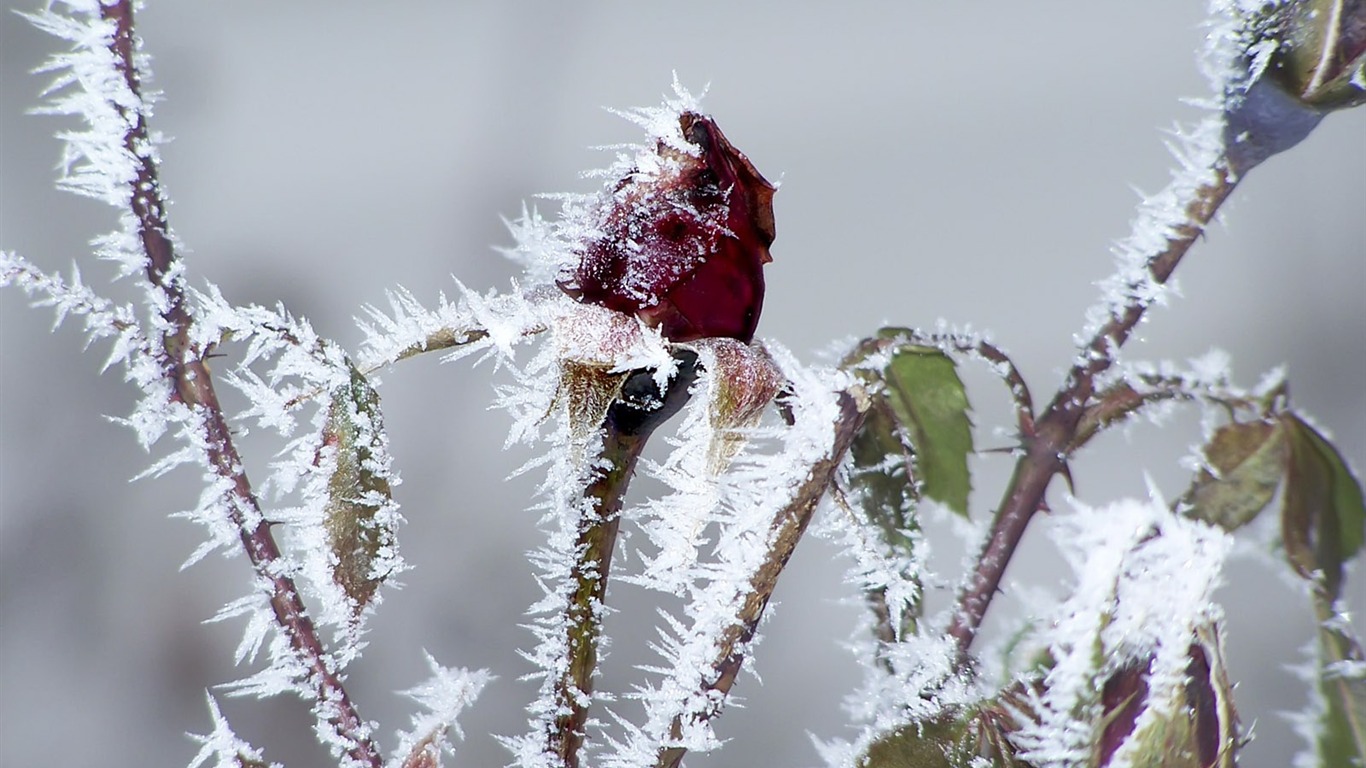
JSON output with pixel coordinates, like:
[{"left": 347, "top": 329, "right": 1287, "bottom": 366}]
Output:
[
  {"left": 947, "top": 164, "right": 1238, "bottom": 660},
  {"left": 100, "top": 3, "right": 381, "bottom": 764},
  {"left": 652, "top": 388, "right": 868, "bottom": 768},
  {"left": 1070, "top": 374, "right": 1267, "bottom": 451}
]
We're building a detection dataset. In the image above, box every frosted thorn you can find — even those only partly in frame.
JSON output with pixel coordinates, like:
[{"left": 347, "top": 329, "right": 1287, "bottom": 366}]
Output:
[{"left": 1057, "top": 461, "right": 1076, "bottom": 496}]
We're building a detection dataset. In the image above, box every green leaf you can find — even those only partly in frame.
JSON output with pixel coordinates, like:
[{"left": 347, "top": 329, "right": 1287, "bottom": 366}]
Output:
[
  {"left": 322, "top": 362, "right": 399, "bottom": 615},
  {"left": 882, "top": 342, "right": 973, "bottom": 517},
  {"left": 1184, "top": 419, "right": 1288, "bottom": 531},
  {"left": 848, "top": 396, "right": 919, "bottom": 537},
  {"left": 859, "top": 705, "right": 1020, "bottom": 768},
  {"left": 1276, "top": 413, "right": 1366, "bottom": 765},
  {"left": 1281, "top": 414, "right": 1366, "bottom": 599}
]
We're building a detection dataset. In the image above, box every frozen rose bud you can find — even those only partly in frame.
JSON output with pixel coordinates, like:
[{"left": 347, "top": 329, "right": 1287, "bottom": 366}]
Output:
[
  {"left": 1264, "top": 0, "right": 1366, "bottom": 111},
  {"left": 1226, "top": 0, "right": 1365, "bottom": 172},
  {"left": 559, "top": 112, "right": 776, "bottom": 343}
]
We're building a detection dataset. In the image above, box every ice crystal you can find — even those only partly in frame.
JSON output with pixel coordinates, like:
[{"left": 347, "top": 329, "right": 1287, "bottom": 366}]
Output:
[
  {"left": 390, "top": 653, "right": 492, "bottom": 767},
  {"left": 187, "top": 694, "right": 281, "bottom": 768}
]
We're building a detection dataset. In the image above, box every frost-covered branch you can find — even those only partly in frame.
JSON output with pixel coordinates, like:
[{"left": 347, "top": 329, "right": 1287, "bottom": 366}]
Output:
[
  {"left": 1073, "top": 359, "right": 1281, "bottom": 450},
  {"left": 947, "top": 2, "right": 1257, "bottom": 660},
  {"left": 22, "top": 2, "right": 385, "bottom": 764},
  {"left": 391, "top": 654, "right": 492, "bottom": 768}
]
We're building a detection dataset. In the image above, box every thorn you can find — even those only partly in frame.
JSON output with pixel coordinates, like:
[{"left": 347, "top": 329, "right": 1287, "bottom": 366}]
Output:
[{"left": 1058, "top": 460, "right": 1076, "bottom": 495}]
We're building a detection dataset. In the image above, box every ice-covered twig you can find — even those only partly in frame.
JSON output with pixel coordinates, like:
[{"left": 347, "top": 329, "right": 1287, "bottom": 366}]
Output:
[
  {"left": 391, "top": 653, "right": 492, "bottom": 768},
  {"left": 1073, "top": 364, "right": 1278, "bottom": 450},
  {"left": 0, "top": 252, "right": 148, "bottom": 371},
  {"left": 188, "top": 694, "right": 281, "bottom": 768}
]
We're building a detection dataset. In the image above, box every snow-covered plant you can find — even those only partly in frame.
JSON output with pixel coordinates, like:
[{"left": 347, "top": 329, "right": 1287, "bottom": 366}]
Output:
[{"left": 2, "top": 1, "right": 1363, "bottom": 767}]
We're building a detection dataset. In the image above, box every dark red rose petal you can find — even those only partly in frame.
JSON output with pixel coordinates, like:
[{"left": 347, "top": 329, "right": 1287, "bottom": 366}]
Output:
[{"left": 559, "top": 112, "right": 775, "bottom": 343}]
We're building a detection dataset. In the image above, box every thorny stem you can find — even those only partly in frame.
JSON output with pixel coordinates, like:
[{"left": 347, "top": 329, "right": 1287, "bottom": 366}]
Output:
[
  {"left": 101, "top": 3, "right": 381, "bottom": 764},
  {"left": 653, "top": 389, "right": 868, "bottom": 768},
  {"left": 948, "top": 166, "right": 1238, "bottom": 661}
]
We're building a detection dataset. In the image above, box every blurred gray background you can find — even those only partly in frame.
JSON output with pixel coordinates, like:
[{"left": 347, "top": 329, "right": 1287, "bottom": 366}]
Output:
[{"left": 2, "top": 2, "right": 1363, "bottom": 766}]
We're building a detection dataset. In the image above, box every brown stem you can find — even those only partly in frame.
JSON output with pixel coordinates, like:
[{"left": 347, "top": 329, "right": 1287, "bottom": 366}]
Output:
[
  {"left": 948, "top": 167, "right": 1238, "bottom": 660},
  {"left": 653, "top": 389, "right": 867, "bottom": 768},
  {"left": 101, "top": 3, "right": 381, "bottom": 764}
]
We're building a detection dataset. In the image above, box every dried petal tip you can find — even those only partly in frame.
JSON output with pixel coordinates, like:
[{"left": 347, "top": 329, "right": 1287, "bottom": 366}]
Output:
[{"left": 559, "top": 112, "right": 776, "bottom": 343}]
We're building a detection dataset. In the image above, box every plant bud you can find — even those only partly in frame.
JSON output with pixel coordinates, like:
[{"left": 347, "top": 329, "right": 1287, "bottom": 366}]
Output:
[
  {"left": 1225, "top": 0, "right": 1365, "bottom": 172},
  {"left": 559, "top": 112, "right": 776, "bottom": 343},
  {"left": 1264, "top": 0, "right": 1366, "bottom": 111}
]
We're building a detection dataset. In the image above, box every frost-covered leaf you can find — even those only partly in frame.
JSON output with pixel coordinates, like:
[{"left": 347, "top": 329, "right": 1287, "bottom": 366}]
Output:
[
  {"left": 1281, "top": 413, "right": 1366, "bottom": 599},
  {"left": 831, "top": 392, "right": 925, "bottom": 644},
  {"left": 858, "top": 703, "right": 1021, "bottom": 768},
  {"left": 874, "top": 336, "right": 973, "bottom": 517},
  {"left": 846, "top": 395, "right": 919, "bottom": 539},
  {"left": 1094, "top": 625, "right": 1238, "bottom": 768},
  {"left": 1010, "top": 499, "right": 1235, "bottom": 768},
  {"left": 557, "top": 360, "right": 629, "bottom": 448},
  {"left": 1183, "top": 418, "right": 1287, "bottom": 531},
  {"left": 322, "top": 362, "right": 400, "bottom": 615}
]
